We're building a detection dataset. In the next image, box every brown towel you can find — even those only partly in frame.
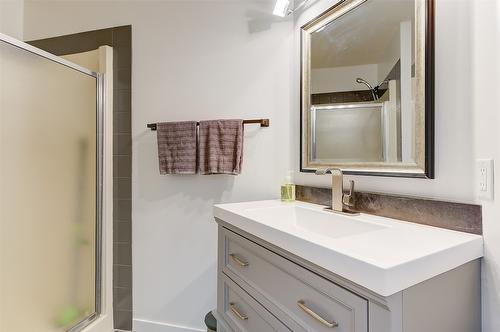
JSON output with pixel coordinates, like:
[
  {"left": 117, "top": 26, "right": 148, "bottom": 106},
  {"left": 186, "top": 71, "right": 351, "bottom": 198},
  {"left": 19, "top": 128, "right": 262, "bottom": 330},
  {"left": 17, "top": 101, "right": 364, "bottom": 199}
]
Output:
[
  {"left": 156, "top": 121, "right": 197, "bottom": 175},
  {"left": 198, "top": 119, "right": 244, "bottom": 175}
]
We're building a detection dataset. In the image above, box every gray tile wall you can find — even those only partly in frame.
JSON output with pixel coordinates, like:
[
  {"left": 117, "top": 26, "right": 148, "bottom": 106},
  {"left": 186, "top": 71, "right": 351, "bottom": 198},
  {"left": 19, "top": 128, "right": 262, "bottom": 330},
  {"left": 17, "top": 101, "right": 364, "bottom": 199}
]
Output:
[
  {"left": 311, "top": 90, "right": 377, "bottom": 104},
  {"left": 29, "top": 26, "right": 133, "bottom": 331}
]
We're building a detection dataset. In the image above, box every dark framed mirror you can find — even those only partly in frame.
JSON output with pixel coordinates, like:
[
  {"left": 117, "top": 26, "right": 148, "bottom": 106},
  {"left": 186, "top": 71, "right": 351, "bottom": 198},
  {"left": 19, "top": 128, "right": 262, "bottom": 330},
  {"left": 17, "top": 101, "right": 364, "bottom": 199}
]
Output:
[{"left": 300, "top": 0, "right": 434, "bottom": 178}]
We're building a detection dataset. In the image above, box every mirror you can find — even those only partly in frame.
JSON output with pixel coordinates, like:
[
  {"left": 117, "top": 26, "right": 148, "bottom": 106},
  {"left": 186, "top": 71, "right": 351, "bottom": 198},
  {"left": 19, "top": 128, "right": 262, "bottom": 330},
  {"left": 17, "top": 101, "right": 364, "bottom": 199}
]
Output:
[{"left": 300, "top": 0, "right": 434, "bottom": 178}]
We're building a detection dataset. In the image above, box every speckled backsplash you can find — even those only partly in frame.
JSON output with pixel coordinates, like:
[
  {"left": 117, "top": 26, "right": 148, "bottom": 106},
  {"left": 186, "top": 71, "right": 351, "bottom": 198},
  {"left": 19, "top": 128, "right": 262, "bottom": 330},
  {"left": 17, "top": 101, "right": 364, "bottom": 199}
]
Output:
[{"left": 296, "top": 185, "right": 482, "bottom": 235}]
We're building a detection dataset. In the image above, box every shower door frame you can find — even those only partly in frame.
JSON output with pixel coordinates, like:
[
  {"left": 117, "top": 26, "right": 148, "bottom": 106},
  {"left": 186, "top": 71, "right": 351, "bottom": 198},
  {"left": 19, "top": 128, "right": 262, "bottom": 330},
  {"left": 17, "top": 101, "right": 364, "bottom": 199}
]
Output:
[{"left": 0, "top": 32, "right": 105, "bottom": 332}]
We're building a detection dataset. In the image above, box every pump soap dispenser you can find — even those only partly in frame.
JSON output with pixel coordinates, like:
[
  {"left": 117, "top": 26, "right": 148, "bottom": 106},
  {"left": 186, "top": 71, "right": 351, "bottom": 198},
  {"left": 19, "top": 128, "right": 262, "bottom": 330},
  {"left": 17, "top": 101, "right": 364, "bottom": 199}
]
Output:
[{"left": 281, "top": 172, "right": 296, "bottom": 202}]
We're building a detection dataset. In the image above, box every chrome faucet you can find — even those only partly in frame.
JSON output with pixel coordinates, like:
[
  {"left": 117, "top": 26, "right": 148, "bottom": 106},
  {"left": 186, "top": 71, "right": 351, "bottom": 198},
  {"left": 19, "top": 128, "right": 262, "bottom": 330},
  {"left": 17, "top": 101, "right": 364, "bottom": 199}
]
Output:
[{"left": 315, "top": 168, "right": 358, "bottom": 215}]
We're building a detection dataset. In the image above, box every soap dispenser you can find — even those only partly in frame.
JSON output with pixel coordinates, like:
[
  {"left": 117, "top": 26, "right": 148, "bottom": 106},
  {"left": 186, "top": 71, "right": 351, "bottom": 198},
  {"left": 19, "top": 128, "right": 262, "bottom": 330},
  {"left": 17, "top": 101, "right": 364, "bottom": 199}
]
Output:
[{"left": 281, "top": 172, "right": 296, "bottom": 202}]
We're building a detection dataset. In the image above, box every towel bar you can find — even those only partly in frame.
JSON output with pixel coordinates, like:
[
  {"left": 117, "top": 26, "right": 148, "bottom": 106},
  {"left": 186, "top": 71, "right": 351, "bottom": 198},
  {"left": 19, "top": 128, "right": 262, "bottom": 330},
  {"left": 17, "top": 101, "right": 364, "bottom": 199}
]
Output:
[{"left": 147, "top": 119, "right": 269, "bottom": 131}]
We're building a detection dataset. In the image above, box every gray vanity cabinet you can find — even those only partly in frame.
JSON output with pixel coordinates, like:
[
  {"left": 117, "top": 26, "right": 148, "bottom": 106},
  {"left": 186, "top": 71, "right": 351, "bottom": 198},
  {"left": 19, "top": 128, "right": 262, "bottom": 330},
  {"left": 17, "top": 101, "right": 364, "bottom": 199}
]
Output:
[
  {"left": 215, "top": 219, "right": 481, "bottom": 332},
  {"left": 220, "top": 275, "right": 291, "bottom": 332}
]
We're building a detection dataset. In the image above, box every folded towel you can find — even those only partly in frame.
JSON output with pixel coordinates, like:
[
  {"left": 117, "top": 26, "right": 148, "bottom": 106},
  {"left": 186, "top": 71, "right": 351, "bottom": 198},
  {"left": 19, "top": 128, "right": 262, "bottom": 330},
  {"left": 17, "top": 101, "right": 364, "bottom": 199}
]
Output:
[
  {"left": 198, "top": 119, "right": 244, "bottom": 175},
  {"left": 156, "top": 121, "right": 197, "bottom": 175}
]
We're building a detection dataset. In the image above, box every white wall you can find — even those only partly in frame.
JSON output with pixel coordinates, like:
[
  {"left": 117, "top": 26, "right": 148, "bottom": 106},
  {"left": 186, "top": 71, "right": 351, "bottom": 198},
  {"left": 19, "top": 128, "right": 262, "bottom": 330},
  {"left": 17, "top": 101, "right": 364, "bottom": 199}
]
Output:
[
  {"left": 311, "top": 63, "right": 378, "bottom": 93},
  {"left": 23, "top": 1, "right": 293, "bottom": 331},
  {"left": 0, "top": 0, "right": 24, "bottom": 39},
  {"left": 376, "top": 23, "right": 401, "bottom": 84},
  {"left": 472, "top": 1, "right": 500, "bottom": 331}
]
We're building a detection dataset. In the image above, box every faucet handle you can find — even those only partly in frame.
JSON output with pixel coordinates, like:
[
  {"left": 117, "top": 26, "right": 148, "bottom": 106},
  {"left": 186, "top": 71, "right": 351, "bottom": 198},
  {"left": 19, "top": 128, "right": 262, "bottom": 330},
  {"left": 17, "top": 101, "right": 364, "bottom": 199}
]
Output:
[
  {"left": 315, "top": 168, "right": 342, "bottom": 176},
  {"left": 342, "top": 180, "right": 356, "bottom": 208},
  {"left": 315, "top": 169, "right": 327, "bottom": 175}
]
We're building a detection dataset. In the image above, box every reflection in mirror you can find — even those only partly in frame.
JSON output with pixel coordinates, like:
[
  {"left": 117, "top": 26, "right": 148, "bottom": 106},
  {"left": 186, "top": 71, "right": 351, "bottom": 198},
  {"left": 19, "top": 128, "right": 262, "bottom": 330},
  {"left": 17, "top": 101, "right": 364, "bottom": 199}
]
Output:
[
  {"left": 311, "top": 0, "right": 414, "bottom": 163},
  {"left": 312, "top": 103, "right": 385, "bottom": 162},
  {"left": 301, "top": 0, "right": 433, "bottom": 177}
]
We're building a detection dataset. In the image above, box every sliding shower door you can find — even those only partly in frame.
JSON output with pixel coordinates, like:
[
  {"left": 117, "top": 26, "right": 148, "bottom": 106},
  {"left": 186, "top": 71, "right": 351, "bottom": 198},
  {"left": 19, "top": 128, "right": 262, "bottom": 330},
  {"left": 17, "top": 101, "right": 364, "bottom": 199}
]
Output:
[{"left": 0, "top": 35, "right": 102, "bottom": 332}]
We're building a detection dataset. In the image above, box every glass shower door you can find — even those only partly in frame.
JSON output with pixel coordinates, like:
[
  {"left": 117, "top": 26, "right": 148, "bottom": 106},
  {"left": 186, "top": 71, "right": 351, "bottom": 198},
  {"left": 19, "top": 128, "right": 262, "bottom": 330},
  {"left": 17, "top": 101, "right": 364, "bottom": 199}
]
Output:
[{"left": 0, "top": 35, "right": 101, "bottom": 332}]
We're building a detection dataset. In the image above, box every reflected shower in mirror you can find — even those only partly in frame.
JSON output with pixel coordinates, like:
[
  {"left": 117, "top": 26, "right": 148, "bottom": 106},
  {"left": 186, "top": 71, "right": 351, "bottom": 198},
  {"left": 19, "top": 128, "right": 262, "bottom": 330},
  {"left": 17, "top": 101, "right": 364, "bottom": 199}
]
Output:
[{"left": 310, "top": 0, "right": 414, "bottom": 163}]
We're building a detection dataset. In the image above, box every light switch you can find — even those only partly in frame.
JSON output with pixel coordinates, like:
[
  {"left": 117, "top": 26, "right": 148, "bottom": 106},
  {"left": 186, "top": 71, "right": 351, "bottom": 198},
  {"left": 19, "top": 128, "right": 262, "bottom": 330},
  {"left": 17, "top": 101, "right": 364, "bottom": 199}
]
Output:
[{"left": 477, "top": 159, "right": 494, "bottom": 200}]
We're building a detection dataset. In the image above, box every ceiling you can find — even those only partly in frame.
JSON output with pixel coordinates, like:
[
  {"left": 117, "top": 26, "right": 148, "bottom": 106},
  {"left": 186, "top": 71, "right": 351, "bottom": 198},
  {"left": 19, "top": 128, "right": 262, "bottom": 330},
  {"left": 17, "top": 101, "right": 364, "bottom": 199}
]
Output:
[{"left": 311, "top": 0, "right": 414, "bottom": 69}]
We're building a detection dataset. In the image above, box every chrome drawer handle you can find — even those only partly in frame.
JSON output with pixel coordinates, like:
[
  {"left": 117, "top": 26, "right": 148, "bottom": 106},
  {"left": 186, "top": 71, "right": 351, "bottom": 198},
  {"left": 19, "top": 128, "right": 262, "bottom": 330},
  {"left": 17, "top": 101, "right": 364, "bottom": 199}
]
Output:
[
  {"left": 297, "top": 300, "right": 339, "bottom": 328},
  {"left": 229, "top": 302, "right": 248, "bottom": 321},
  {"left": 229, "top": 253, "right": 249, "bottom": 267}
]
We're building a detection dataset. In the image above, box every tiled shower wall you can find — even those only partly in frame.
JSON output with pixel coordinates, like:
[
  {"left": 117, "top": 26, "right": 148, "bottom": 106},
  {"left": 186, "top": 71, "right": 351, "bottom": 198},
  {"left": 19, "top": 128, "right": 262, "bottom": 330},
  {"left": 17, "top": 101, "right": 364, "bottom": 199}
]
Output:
[{"left": 29, "top": 26, "right": 133, "bottom": 331}]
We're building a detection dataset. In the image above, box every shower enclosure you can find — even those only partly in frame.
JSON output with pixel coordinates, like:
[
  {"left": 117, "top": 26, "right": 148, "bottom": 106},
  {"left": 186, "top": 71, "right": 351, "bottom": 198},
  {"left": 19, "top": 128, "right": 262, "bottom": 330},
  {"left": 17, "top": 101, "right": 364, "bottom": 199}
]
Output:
[{"left": 0, "top": 33, "right": 106, "bottom": 332}]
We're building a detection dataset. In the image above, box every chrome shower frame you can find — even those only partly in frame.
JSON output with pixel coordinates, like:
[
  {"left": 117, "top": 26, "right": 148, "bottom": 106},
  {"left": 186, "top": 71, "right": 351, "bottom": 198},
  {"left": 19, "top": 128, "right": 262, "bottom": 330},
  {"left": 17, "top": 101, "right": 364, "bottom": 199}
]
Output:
[
  {"left": 310, "top": 102, "right": 386, "bottom": 162},
  {"left": 0, "top": 32, "right": 105, "bottom": 332}
]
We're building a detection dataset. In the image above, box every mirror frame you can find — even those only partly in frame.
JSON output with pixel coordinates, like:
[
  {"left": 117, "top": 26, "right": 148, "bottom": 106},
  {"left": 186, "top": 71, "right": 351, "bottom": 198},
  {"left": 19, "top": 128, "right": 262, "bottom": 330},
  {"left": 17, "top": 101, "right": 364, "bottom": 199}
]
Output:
[{"left": 300, "top": 0, "right": 435, "bottom": 178}]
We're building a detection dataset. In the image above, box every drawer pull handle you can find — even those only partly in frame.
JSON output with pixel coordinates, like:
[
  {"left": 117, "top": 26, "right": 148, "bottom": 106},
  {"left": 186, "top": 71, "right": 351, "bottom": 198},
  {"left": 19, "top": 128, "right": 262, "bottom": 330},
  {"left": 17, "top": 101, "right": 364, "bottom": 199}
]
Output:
[
  {"left": 229, "top": 302, "right": 248, "bottom": 321},
  {"left": 297, "top": 300, "right": 339, "bottom": 328},
  {"left": 229, "top": 253, "right": 249, "bottom": 267}
]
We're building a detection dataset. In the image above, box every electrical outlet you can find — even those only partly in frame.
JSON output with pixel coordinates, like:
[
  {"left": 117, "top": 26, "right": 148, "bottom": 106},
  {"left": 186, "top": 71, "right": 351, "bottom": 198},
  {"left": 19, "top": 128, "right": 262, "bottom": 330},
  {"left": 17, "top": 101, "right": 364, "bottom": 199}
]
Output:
[{"left": 477, "top": 159, "right": 494, "bottom": 200}]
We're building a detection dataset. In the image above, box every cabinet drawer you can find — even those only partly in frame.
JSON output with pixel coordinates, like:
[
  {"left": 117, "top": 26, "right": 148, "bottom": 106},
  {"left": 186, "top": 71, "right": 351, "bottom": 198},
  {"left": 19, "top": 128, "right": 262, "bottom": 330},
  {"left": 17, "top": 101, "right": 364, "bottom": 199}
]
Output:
[
  {"left": 220, "top": 274, "right": 291, "bottom": 332},
  {"left": 222, "top": 228, "right": 368, "bottom": 332}
]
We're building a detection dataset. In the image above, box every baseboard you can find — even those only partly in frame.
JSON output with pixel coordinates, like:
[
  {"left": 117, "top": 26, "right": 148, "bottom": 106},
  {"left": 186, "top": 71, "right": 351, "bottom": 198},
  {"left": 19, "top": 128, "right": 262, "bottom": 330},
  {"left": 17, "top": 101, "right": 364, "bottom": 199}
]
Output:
[{"left": 133, "top": 318, "right": 205, "bottom": 332}]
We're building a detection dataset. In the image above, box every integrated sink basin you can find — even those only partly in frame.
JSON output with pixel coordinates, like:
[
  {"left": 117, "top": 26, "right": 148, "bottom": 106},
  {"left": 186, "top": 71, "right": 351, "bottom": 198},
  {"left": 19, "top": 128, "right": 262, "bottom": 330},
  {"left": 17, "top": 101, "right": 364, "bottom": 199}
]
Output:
[
  {"left": 243, "top": 205, "right": 386, "bottom": 240},
  {"left": 214, "top": 200, "right": 483, "bottom": 296}
]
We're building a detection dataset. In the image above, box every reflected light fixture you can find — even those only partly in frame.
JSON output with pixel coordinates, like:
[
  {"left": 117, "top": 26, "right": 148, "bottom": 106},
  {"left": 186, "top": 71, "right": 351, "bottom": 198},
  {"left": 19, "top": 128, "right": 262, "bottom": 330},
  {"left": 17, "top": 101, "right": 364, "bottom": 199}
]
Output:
[
  {"left": 273, "top": 0, "right": 309, "bottom": 17},
  {"left": 273, "top": 0, "right": 291, "bottom": 17}
]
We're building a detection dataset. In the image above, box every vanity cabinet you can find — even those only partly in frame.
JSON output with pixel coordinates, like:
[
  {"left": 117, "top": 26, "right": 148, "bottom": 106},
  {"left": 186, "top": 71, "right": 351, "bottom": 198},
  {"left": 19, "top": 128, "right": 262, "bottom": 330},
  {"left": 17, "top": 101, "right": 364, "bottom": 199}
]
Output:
[
  {"left": 220, "top": 274, "right": 291, "bottom": 332},
  {"left": 215, "top": 220, "right": 481, "bottom": 332}
]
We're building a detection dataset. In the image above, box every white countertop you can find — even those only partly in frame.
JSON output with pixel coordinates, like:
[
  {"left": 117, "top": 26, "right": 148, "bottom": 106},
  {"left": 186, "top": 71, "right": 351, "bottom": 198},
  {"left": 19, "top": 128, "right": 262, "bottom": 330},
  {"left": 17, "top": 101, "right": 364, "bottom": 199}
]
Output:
[{"left": 214, "top": 200, "right": 483, "bottom": 297}]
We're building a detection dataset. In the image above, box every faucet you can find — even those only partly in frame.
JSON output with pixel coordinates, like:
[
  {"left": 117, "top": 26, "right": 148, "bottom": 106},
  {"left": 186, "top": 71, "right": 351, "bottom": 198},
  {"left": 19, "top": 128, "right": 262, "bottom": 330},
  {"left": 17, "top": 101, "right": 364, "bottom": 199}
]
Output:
[{"left": 315, "top": 168, "right": 358, "bottom": 215}]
